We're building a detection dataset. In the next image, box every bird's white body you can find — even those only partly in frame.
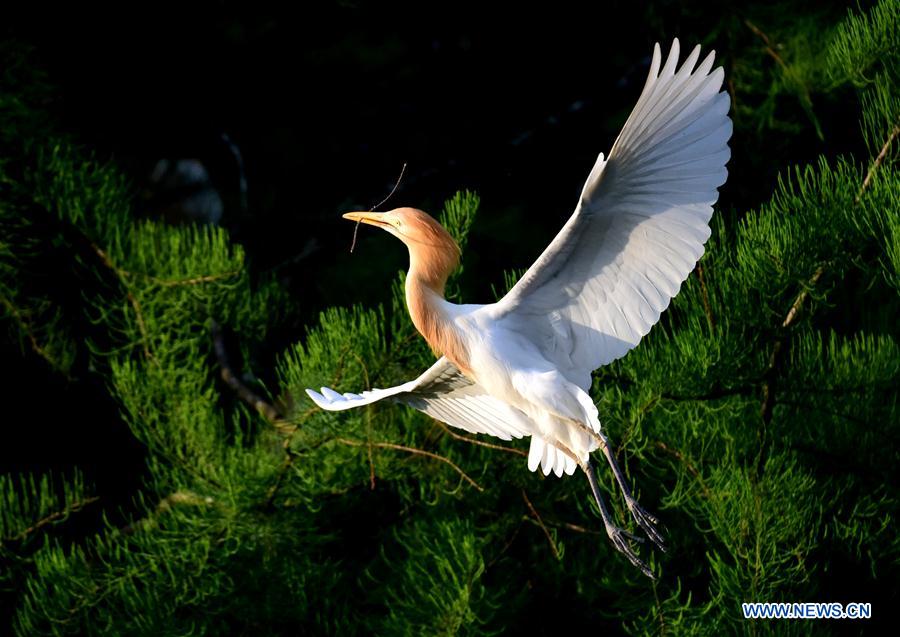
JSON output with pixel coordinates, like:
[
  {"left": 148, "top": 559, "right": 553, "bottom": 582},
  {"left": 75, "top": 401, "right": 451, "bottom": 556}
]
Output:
[
  {"left": 307, "top": 39, "right": 732, "bottom": 573},
  {"left": 446, "top": 299, "right": 597, "bottom": 475}
]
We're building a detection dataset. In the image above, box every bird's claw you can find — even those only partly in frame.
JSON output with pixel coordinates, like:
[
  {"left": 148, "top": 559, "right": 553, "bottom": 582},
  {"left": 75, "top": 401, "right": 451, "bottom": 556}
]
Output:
[
  {"left": 605, "top": 523, "right": 654, "bottom": 579},
  {"left": 626, "top": 496, "right": 666, "bottom": 552}
]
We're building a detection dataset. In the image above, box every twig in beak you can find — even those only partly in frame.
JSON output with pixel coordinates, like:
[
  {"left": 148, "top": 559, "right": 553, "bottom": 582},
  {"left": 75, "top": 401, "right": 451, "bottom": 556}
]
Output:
[
  {"left": 349, "top": 162, "right": 407, "bottom": 253},
  {"left": 371, "top": 162, "right": 407, "bottom": 211},
  {"left": 350, "top": 218, "right": 362, "bottom": 253}
]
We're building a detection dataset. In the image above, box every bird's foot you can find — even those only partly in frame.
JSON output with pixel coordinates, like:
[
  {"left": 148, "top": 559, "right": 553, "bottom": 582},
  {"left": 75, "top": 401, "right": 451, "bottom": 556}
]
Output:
[
  {"left": 626, "top": 496, "right": 666, "bottom": 552},
  {"left": 604, "top": 522, "right": 654, "bottom": 579}
]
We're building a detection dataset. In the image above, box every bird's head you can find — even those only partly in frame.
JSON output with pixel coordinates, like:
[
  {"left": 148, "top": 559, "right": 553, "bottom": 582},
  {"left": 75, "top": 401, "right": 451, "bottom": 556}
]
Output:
[{"left": 343, "top": 207, "right": 461, "bottom": 292}]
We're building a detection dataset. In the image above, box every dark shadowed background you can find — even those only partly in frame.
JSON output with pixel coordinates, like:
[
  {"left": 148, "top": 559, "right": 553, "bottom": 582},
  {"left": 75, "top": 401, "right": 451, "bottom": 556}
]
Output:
[{"left": 5, "top": 1, "right": 890, "bottom": 634}]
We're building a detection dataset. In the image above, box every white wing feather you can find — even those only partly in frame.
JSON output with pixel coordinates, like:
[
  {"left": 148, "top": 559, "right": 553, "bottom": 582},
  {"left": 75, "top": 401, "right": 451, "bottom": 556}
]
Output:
[
  {"left": 306, "top": 357, "right": 537, "bottom": 441},
  {"left": 495, "top": 39, "right": 731, "bottom": 383}
]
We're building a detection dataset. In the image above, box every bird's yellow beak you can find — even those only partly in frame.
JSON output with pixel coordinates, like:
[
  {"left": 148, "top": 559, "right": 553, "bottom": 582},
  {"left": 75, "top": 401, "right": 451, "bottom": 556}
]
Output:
[{"left": 342, "top": 211, "right": 390, "bottom": 229}]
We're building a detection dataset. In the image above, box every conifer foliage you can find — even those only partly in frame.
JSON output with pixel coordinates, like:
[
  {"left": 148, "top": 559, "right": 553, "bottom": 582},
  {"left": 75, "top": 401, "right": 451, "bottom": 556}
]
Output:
[{"left": 1, "top": 2, "right": 898, "bottom": 634}]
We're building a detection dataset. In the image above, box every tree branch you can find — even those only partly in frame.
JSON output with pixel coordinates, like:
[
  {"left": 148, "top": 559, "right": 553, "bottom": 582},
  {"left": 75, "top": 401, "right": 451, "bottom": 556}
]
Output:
[
  {"left": 654, "top": 441, "right": 711, "bottom": 498},
  {"left": 759, "top": 264, "right": 826, "bottom": 426},
  {"left": 0, "top": 293, "right": 68, "bottom": 374},
  {"left": 435, "top": 421, "right": 528, "bottom": 457},
  {"left": 90, "top": 243, "right": 156, "bottom": 363},
  {"left": 857, "top": 120, "right": 900, "bottom": 203},
  {"left": 152, "top": 271, "right": 240, "bottom": 287},
  {"left": 211, "top": 319, "right": 285, "bottom": 424},
  {"left": 264, "top": 442, "right": 296, "bottom": 509},
  {"left": 745, "top": 20, "right": 786, "bottom": 69},
  {"left": 4, "top": 496, "right": 100, "bottom": 543},
  {"left": 335, "top": 438, "right": 483, "bottom": 491},
  {"left": 521, "top": 489, "right": 561, "bottom": 560},
  {"left": 756, "top": 117, "right": 899, "bottom": 443},
  {"left": 554, "top": 520, "right": 602, "bottom": 536},
  {"left": 486, "top": 521, "right": 524, "bottom": 570},
  {"left": 121, "top": 491, "right": 214, "bottom": 535}
]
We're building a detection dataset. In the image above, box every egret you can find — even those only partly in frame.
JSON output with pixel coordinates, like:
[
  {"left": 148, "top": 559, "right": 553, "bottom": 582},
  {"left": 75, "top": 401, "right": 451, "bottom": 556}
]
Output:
[{"left": 307, "top": 39, "right": 731, "bottom": 576}]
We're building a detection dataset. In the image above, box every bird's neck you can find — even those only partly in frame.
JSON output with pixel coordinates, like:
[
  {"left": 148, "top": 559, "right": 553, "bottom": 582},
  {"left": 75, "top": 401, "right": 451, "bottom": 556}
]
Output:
[{"left": 405, "top": 261, "right": 472, "bottom": 376}]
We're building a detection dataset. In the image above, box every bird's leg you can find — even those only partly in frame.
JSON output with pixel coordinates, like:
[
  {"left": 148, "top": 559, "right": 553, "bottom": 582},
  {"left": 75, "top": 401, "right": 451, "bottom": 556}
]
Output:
[
  {"left": 567, "top": 419, "right": 665, "bottom": 550},
  {"left": 581, "top": 458, "right": 654, "bottom": 579},
  {"left": 595, "top": 430, "right": 666, "bottom": 551}
]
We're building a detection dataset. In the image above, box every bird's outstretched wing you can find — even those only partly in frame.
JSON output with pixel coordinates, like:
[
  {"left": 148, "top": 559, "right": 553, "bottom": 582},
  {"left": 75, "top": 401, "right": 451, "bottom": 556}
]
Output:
[
  {"left": 494, "top": 39, "right": 731, "bottom": 383},
  {"left": 306, "top": 357, "right": 536, "bottom": 441}
]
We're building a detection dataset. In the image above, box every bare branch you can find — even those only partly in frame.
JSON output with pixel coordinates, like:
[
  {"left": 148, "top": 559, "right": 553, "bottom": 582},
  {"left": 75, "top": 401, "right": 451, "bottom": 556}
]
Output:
[
  {"left": 264, "top": 443, "right": 295, "bottom": 509},
  {"left": 211, "top": 320, "right": 285, "bottom": 423},
  {"left": 521, "top": 490, "right": 561, "bottom": 560},
  {"left": 782, "top": 265, "right": 826, "bottom": 330},
  {"left": 486, "top": 521, "right": 524, "bottom": 570},
  {"left": 745, "top": 20, "right": 786, "bottom": 69},
  {"left": 0, "top": 294, "right": 69, "bottom": 375},
  {"left": 4, "top": 496, "right": 100, "bottom": 543},
  {"left": 435, "top": 421, "right": 528, "bottom": 457},
  {"left": 555, "top": 520, "right": 602, "bottom": 536},
  {"left": 760, "top": 105, "right": 900, "bottom": 428},
  {"left": 654, "top": 441, "right": 711, "bottom": 498},
  {"left": 857, "top": 121, "right": 900, "bottom": 203},
  {"left": 335, "top": 438, "right": 483, "bottom": 491},
  {"left": 151, "top": 271, "right": 241, "bottom": 287},
  {"left": 90, "top": 243, "right": 156, "bottom": 363},
  {"left": 755, "top": 114, "right": 899, "bottom": 436},
  {"left": 121, "top": 491, "right": 214, "bottom": 535}
]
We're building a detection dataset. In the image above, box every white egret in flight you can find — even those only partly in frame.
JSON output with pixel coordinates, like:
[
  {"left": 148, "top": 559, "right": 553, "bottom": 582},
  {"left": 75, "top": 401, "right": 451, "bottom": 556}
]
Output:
[{"left": 307, "top": 39, "right": 731, "bottom": 576}]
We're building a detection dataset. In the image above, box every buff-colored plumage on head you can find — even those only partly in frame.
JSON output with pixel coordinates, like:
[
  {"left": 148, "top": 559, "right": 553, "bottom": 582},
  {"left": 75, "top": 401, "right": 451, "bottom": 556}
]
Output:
[
  {"left": 343, "top": 207, "right": 460, "bottom": 294},
  {"left": 342, "top": 207, "right": 469, "bottom": 372},
  {"left": 389, "top": 207, "right": 461, "bottom": 293}
]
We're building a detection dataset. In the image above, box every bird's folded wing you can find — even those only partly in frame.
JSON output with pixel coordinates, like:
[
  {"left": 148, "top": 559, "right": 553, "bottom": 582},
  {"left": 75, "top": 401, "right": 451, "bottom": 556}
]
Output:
[
  {"left": 495, "top": 39, "right": 731, "bottom": 382},
  {"left": 306, "top": 357, "right": 536, "bottom": 441}
]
